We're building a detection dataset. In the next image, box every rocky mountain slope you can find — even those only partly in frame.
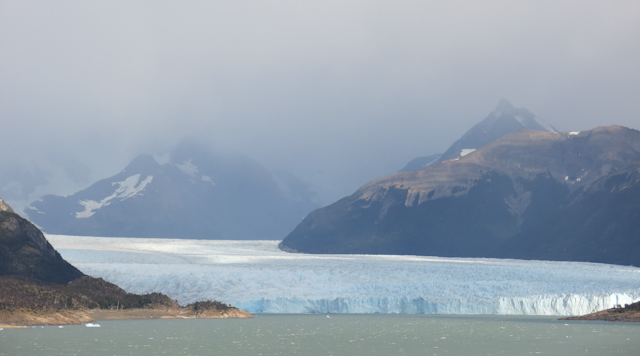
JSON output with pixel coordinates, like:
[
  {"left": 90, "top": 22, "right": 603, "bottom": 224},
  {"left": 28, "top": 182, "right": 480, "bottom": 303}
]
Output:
[
  {"left": 399, "top": 99, "right": 556, "bottom": 172},
  {"left": 280, "top": 125, "right": 640, "bottom": 266},
  {"left": 25, "top": 141, "right": 317, "bottom": 239},
  {"left": 0, "top": 198, "right": 83, "bottom": 284},
  {"left": 0, "top": 197, "right": 171, "bottom": 324},
  {"left": 398, "top": 154, "right": 443, "bottom": 173},
  {"left": 1, "top": 197, "right": 251, "bottom": 325}
]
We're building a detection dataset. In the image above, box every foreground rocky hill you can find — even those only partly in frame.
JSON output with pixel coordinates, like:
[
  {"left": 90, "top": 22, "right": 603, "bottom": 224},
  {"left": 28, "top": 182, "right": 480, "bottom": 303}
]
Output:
[
  {"left": 0, "top": 198, "right": 251, "bottom": 326},
  {"left": 280, "top": 125, "right": 640, "bottom": 266},
  {"left": 0, "top": 200, "right": 83, "bottom": 284}
]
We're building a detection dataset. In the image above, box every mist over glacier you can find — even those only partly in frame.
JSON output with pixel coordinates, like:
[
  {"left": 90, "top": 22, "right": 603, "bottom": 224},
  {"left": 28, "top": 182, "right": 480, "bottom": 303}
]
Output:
[{"left": 48, "top": 235, "right": 640, "bottom": 315}]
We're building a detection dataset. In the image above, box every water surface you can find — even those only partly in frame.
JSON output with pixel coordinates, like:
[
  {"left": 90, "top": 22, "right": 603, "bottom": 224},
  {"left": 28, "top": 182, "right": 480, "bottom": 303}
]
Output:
[{"left": 1, "top": 314, "right": 638, "bottom": 356}]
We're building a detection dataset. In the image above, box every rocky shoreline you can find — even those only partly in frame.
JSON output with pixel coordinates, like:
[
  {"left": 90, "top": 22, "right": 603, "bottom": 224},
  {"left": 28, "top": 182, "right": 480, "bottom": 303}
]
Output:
[
  {"left": 560, "top": 302, "right": 640, "bottom": 322},
  {"left": 0, "top": 306, "right": 252, "bottom": 328},
  {"left": 87, "top": 306, "right": 253, "bottom": 321}
]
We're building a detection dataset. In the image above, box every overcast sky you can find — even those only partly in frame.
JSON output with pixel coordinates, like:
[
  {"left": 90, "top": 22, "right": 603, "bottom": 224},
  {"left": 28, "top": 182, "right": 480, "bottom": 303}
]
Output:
[{"left": 1, "top": 0, "right": 639, "bottom": 213}]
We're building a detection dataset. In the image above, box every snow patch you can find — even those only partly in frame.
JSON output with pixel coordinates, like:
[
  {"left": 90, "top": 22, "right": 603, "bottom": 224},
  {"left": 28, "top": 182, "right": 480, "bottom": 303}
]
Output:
[
  {"left": 176, "top": 159, "right": 199, "bottom": 176},
  {"left": 75, "top": 175, "right": 153, "bottom": 218},
  {"left": 424, "top": 157, "right": 440, "bottom": 167},
  {"left": 460, "top": 148, "right": 476, "bottom": 157},
  {"left": 202, "top": 175, "right": 215, "bottom": 185},
  {"left": 47, "top": 236, "right": 640, "bottom": 315},
  {"left": 533, "top": 117, "right": 556, "bottom": 132},
  {"left": 76, "top": 200, "right": 103, "bottom": 219},
  {"left": 568, "top": 131, "right": 581, "bottom": 136},
  {"left": 514, "top": 115, "right": 525, "bottom": 125}
]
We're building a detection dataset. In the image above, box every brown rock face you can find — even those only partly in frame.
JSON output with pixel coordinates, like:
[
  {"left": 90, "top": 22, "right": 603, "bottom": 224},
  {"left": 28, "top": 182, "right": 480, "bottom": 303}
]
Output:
[
  {"left": 358, "top": 126, "right": 640, "bottom": 207},
  {"left": 280, "top": 125, "right": 640, "bottom": 265}
]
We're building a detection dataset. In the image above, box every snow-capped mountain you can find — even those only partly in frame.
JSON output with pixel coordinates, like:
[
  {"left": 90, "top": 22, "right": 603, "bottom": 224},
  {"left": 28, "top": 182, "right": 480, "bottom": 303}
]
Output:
[
  {"left": 281, "top": 125, "right": 640, "bottom": 266},
  {"left": 399, "top": 99, "right": 556, "bottom": 172},
  {"left": 25, "top": 141, "right": 318, "bottom": 239}
]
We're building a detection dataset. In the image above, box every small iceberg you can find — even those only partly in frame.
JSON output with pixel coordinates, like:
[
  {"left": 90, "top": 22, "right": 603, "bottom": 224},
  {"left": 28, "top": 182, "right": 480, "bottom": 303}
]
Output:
[{"left": 85, "top": 323, "right": 101, "bottom": 328}]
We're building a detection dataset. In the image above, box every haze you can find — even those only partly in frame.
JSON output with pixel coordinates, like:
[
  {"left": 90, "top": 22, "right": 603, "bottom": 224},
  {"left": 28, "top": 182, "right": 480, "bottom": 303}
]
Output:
[{"left": 1, "top": 1, "right": 639, "bottom": 214}]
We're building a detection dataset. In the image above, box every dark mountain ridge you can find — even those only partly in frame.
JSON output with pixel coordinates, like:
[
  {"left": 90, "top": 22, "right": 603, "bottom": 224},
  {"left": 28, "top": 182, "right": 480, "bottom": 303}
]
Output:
[
  {"left": 0, "top": 199, "right": 83, "bottom": 284},
  {"left": 280, "top": 125, "right": 640, "bottom": 266}
]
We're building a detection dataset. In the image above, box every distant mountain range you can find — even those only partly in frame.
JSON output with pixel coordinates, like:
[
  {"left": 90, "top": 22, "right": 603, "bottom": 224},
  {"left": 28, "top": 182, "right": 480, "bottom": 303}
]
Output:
[
  {"left": 399, "top": 99, "right": 556, "bottom": 172},
  {"left": 280, "top": 125, "right": 640, "bottom": 266},
  {"left": 25, "top": 141, "right": 318, "bottom": 239}
]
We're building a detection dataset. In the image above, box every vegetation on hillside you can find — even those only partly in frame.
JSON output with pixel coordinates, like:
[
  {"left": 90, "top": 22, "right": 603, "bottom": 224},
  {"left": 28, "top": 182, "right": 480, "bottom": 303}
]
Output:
[
  {"left": 0, "top": 206, "right": 246, "bottom": 325},
  {"left": 560, "top": 301, "right": 640, "bottom": 322},
  {"left": 0, "top": 275, "right": 178, "bottom": 312},
  {"left": 184, "top": 300, "right": 233, "bottom": 317}
]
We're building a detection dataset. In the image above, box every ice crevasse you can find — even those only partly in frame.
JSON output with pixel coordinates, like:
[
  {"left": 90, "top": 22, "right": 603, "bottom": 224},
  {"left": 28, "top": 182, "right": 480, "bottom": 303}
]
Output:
[{"left": 47, "top": 236, "right": 640, "bottom": 316}]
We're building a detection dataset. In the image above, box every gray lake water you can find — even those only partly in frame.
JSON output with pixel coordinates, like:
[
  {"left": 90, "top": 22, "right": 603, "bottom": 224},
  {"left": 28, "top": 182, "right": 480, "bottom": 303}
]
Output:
[{"left": 1, "top": 314, "right": 638, "bottom": 356}]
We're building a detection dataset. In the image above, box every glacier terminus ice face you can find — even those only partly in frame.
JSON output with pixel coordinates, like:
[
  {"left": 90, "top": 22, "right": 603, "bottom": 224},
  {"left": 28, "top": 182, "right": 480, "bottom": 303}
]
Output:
[{"left": 47, "top": 235, "right": 640, "bottom": 315}]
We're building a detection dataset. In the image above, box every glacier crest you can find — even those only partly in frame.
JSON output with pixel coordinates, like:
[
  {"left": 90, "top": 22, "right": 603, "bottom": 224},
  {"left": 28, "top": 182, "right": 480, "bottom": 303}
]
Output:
[{"left": 47, "top": 236, "right": 640, "bottom": 315}]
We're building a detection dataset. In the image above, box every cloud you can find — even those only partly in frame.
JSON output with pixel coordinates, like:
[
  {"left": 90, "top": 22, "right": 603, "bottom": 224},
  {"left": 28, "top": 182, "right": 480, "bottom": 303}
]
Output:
[{"left": 1, "top": 0, "right": 639, "bottom": 211}]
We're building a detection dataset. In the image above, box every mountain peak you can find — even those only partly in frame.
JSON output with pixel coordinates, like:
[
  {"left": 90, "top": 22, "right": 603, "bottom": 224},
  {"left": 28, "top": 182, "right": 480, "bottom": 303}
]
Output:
[
  {"left": 495, "top": 98, "right": 515, "bottom": 112},
  {"left": 438, "top": 100, "right": 557, "bottom": 162},
  {"left": 0, "top": 197, "right": 14, "bottom": 213},
  {"left": 122, "top": 154, "right": 162, "bottom": 173}
]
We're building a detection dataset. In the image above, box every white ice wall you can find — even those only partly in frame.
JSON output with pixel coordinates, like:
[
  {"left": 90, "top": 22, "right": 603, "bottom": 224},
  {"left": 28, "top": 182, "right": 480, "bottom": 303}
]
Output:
[{"left": 48, "top": 235, "right": 640, "bottom": 315}]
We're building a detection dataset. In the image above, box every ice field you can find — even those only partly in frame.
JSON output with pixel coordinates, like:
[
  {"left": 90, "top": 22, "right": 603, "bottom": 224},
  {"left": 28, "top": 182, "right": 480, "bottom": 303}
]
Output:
[{"left": 48, "top": 235, "right": 640, "bottom": 315}]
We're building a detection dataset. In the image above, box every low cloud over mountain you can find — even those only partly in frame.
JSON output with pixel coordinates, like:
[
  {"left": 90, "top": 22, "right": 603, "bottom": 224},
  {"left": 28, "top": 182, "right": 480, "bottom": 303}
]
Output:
[{"left": 26, "top": 141, "right": 317, "bottom": 240}]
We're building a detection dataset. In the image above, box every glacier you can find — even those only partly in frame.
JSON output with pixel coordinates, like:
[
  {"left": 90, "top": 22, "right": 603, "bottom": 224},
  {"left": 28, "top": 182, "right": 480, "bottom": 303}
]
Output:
[{"left": 47, "top": 235, "right": 640, "bottom": 315}]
